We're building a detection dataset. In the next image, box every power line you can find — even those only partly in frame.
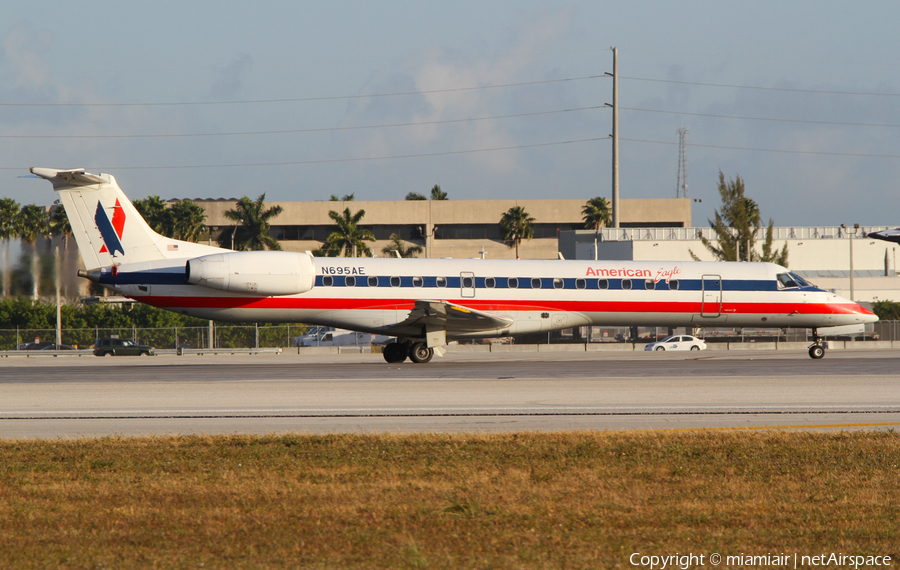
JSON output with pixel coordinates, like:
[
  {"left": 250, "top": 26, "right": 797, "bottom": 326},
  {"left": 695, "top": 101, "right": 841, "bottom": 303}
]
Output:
[
  {"left": 0, "top": 137, "right": 605, "bottom": 171},
  {"left": 622, "top": 137, "right": 900, "bottom": 159},
  {"left": 0, "top": 75, "right": 606, "bottom": 108},
  {"left": 621, "top": 106, "right": 900, "bottom": 128},
  {"left": 0, "top": 106, "right": 605, "bottom": 140},
  {"left": 621, "top": 76, "right": 900, "bottom": 97}
]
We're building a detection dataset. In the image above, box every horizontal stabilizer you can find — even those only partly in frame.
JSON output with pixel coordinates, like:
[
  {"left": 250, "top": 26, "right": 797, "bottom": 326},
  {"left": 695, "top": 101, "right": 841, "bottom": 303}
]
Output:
[{"left": 30, "top": 168, "right": 105, "bottom": 187}]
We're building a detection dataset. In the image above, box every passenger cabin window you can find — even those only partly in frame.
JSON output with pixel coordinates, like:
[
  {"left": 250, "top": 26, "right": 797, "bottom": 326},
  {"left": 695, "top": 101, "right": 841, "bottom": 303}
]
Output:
[
  {"left": 436, "top": 277, "right": 447, "bottom": 288},
  {"left": 368, "top": 276, "right": 378, "bottom": 287},
  {"left": 598, "top": 279, "right": 609, "bottom": 290},
  {"left": 345, "top": 276, "right": 356, "bottom": 287},
  {"left": 576, "top": 278, "right": 586, "bottom": 289},
  {"left": 644, "top": 279, "right": 654, "bottom": 290},
  {"left": 462, "top": 276, "right": 474, "bottom": 288},
  {"left": 508, "top": 277, "right": 518, "bottom": 289},
  {"left": 413, "top": 276, "right": 423, "bottom": 288},
  {"left": 485, "top": 277, "right": 496, "bottom": 288},
  {"left": 777, "top": 273, "right": 799, "bottom": 289},
  {"left": 553, "top": 278, "right": 563, "bottom": 289},
  {"left": 390, "top": 276, "right": 401, "bottom": 287},
  {"left": 669, "top": 280, "right": 679, "bottom": 291},
  {"left": 622, "top": 279, "right": 632, "bottom": 290},
  {"left": 531, "top": 278, "right": 542, "bottom": 289},
  {"left": 323, "top": 276, "right": 333, "bottom": 287}
]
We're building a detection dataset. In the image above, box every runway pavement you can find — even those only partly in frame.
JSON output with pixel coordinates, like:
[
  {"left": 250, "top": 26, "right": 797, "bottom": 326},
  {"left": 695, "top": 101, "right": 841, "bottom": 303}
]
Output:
[{"left": 1, "top": 349, "right": 899, "bottom": 439}]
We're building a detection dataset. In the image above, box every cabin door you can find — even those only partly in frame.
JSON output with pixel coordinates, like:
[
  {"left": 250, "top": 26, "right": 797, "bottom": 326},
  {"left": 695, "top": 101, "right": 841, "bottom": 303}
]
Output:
[
  {"left": 700, "top": 275, "right": 722, "bottom": 317},
  {"left": 460, "top": 272, "right": 476, "bottom": 298}
]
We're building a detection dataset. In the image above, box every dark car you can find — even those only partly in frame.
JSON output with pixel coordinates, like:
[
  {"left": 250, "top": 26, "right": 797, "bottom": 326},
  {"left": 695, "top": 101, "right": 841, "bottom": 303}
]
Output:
[
  {"left": 17, "top": 341, "right": 56, "bottom": 350},
  {"left": 40, "top": 344, "right": 76, "bottom": 351},
  {"left": 92, "top": 338, "right": 155, "bottom": 357}
]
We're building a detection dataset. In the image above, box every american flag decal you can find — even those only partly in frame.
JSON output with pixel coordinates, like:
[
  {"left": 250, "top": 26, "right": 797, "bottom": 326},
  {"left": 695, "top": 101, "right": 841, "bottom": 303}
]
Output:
[{"left": 167, "top": 244, "right": 179, "bottom": 251}]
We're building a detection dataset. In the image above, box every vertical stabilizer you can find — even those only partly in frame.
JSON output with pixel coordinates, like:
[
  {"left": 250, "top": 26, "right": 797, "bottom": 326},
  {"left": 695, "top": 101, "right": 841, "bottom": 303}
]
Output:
[{"left": 30, "top": 168, "right": 223, "bottom": 269}]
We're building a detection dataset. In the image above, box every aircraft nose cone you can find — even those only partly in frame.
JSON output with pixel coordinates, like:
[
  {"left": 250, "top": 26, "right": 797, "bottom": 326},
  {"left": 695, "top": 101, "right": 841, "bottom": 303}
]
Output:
[{"left": 853, "top": 303, "right": 879, "bottom": 323}]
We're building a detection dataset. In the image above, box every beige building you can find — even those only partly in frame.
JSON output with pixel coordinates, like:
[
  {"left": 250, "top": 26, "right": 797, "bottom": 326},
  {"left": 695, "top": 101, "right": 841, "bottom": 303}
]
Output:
[{"left": 198, "top": 197, "right": 692, "bottom": 260}]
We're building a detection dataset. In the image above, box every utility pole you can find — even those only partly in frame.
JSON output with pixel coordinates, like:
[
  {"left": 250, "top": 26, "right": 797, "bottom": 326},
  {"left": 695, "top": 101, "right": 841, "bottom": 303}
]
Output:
[
  {"left": 611, "top": 47, "right": 619, "bottom": 228},
  {"left": 676, "top": 127, "right": 688, "bottom": 198}
]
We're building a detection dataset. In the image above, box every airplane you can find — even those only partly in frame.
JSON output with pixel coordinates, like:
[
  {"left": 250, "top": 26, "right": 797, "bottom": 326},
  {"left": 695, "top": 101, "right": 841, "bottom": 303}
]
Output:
[
  {"left": 868, "top": 228, "right": 900, "bottom": 243},
  {"left": 30, "top": 167, "right": 877, "bottom": 362}
]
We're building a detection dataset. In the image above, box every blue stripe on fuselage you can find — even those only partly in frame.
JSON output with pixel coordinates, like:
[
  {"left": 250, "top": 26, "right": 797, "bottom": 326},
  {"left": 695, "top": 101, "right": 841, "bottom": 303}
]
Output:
[
  {"left": 102, "top": 270, "right": 822, "bottom": 294},
  {"left": 99, "top": 270, "right": 186, "bottom": 286}
]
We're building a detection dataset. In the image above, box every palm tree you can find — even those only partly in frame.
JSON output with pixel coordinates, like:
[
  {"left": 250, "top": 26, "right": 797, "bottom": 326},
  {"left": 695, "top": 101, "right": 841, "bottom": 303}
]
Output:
[
  {"left": 48, "top": 203, "right": 73, "bottom": 299},
  {"left": 499, "top": 206, "right": 535, "bottom": 259},
  {"left": 405, "top": 192, "right": 427, "bottom": 200},
  {"left": 325, "top": 207, "right": 375, "bottom": 257},
  {"left": 217, "top": 194, "right": 283, "bottom": 251},
  {"left": 582, "top": 197, "right": 611, "bottom": 231},
  {"left": 0, "top": 198, "right": 21, "bottom": 297},
  {"left": 169, "top": 200, "right": 208, "bottom": 242},
  {"left": 18, "top": 204, "right": 50, "bottom": 300},
  {"left": 133, "top": 196, "right": 172, "bottom": 236},
  {"left": 329, "top": 193, "right": 355, "bottom": 201},
  {"left": 381, "top": 233, "right": 422, "bottom": 258},
  {"left": 430, "top": 185, "right": 448, "bottom": 200},
  {"left": 49, "top": 203, "right": 72, "bottom": 247}
]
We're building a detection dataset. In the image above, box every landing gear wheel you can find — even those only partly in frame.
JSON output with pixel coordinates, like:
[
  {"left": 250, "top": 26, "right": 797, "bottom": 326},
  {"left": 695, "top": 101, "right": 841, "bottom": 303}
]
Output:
[
  {"left": 383, "top": 342, "right": 407, "bottom": 363},
  {"left": 808, "top": 327, "right": 826, "bottom": 360},
  {"left": 408, "top": 342, "right": 434, "bottom": 364},
  {"left": 655, "top": 346, "right": 665, "bottom": 351}
]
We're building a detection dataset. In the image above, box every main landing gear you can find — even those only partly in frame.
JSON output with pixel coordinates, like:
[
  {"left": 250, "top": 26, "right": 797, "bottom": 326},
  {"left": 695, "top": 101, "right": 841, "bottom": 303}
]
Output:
[
  {"left": 383, "top": 340, "right": 434, "bottom": 364},
  {"left": 808, "top": 328, "right": 825, "bottom": 359}
]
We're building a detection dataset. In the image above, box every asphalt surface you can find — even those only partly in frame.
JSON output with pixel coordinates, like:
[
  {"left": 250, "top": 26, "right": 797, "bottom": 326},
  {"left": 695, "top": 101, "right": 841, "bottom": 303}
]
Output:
[{"left": 2, "top": 349, "right": 899, "bottom": 439}]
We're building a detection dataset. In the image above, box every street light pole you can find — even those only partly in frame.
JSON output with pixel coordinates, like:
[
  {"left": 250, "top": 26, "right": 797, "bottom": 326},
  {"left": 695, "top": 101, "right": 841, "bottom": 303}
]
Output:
[{"left": 842, "top": 223, "right": 859, "bottom": 300}]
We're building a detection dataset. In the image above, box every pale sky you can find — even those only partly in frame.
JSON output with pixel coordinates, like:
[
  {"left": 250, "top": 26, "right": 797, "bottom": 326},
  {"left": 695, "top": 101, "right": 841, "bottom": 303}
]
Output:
[{"left": 2, "top": 1, "right": 900, "bottom": 227}]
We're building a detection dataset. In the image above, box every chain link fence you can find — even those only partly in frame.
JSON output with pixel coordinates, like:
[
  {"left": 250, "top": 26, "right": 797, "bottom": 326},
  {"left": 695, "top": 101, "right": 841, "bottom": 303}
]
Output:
[
  {"left": 2, "top": 321, "right": 894, "bottom": 351},
  {"left": 1, "top": 324, "right": 313, "bottom": 350}
]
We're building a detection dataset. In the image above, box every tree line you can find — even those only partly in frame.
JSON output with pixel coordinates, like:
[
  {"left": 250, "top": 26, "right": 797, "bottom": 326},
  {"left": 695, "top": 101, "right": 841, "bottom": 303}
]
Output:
[
  {"left": 0, "top": 197, "right": 72, "bottom": 300},
  {"left": 0, "top": 297, "right": 207, "bottom": 331}
]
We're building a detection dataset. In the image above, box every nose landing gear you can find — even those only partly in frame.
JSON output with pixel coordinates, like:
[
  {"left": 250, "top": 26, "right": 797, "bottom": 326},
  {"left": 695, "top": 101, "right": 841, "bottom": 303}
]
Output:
[{"left": 808, "top": 328, "right": 825, "bottom": 359}]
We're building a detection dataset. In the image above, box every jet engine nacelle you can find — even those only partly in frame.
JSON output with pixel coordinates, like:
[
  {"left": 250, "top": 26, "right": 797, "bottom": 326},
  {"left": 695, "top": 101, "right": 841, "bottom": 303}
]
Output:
[{"left": 185, "top": 251, "right": 315, "bottom": 296}]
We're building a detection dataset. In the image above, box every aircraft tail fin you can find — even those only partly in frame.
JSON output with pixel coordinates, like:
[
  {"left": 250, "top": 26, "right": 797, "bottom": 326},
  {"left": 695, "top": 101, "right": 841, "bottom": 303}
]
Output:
[{"left": 31, "top": 168, "right": 224, "bottom": 270}]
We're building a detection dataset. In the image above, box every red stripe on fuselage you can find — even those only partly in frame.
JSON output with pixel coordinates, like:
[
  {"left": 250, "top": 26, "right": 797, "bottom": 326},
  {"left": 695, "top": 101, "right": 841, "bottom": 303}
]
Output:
[{"left": 137, "top": 295, "right": 868, "bottom": 316}]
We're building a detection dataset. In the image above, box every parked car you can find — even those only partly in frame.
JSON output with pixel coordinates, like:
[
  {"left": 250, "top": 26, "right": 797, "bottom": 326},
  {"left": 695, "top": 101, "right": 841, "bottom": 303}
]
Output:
[
  {"left": 644, "top": 335, "right": 707, "bottom": 352},
  {"left": 40, "top": 344, "right": 76, "bottom": 350},
  {"left": 92, "top": 338, "right": 155, "bottom": 356}
]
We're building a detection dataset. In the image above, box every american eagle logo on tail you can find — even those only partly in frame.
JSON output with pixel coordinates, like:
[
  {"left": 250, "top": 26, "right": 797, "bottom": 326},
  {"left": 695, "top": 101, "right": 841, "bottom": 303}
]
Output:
[{"left": 95, "top": 199, "right": 125, "bottom": 256}]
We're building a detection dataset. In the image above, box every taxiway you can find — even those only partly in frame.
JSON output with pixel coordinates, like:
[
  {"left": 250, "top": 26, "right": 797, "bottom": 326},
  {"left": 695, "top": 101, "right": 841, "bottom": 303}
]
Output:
[{"left": 1, "top": 349, "right": 898, "bottom": 439}]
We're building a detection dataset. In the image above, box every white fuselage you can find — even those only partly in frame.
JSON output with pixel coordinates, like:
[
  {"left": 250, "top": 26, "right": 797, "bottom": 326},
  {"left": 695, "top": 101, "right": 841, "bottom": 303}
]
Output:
[{"left": 101, "top": 257, "right": 876, "bottom": 340}]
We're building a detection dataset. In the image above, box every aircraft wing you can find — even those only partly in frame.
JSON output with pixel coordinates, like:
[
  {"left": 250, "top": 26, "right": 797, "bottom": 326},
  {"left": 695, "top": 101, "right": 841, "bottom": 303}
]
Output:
[
  {"left": 387, "top": 300, "right": 513, "bottom": 345},
  {"left": 868, "top": 228, "right": 900, "bottom": 243}
]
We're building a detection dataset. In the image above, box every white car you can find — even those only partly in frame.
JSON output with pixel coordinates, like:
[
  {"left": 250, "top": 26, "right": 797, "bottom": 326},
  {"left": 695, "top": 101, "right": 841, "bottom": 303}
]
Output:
[{"left": 644, "top": 335, "right": 707, "bottom": 352}]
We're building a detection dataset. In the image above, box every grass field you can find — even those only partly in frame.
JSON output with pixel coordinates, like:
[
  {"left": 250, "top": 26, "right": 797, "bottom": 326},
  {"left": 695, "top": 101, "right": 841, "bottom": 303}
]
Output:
[{"left": 0, "top": 431, "right": 898, "bottom": 569}]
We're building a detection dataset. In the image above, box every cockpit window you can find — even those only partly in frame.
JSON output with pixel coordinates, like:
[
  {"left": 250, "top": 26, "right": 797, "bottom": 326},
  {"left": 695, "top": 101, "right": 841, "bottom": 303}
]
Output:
[
  {"left": 789, "top": 272, "right": 811, "bottom": 288},
  {"left": 777, "top": 273, "right": 798, "bottom": 289}
]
